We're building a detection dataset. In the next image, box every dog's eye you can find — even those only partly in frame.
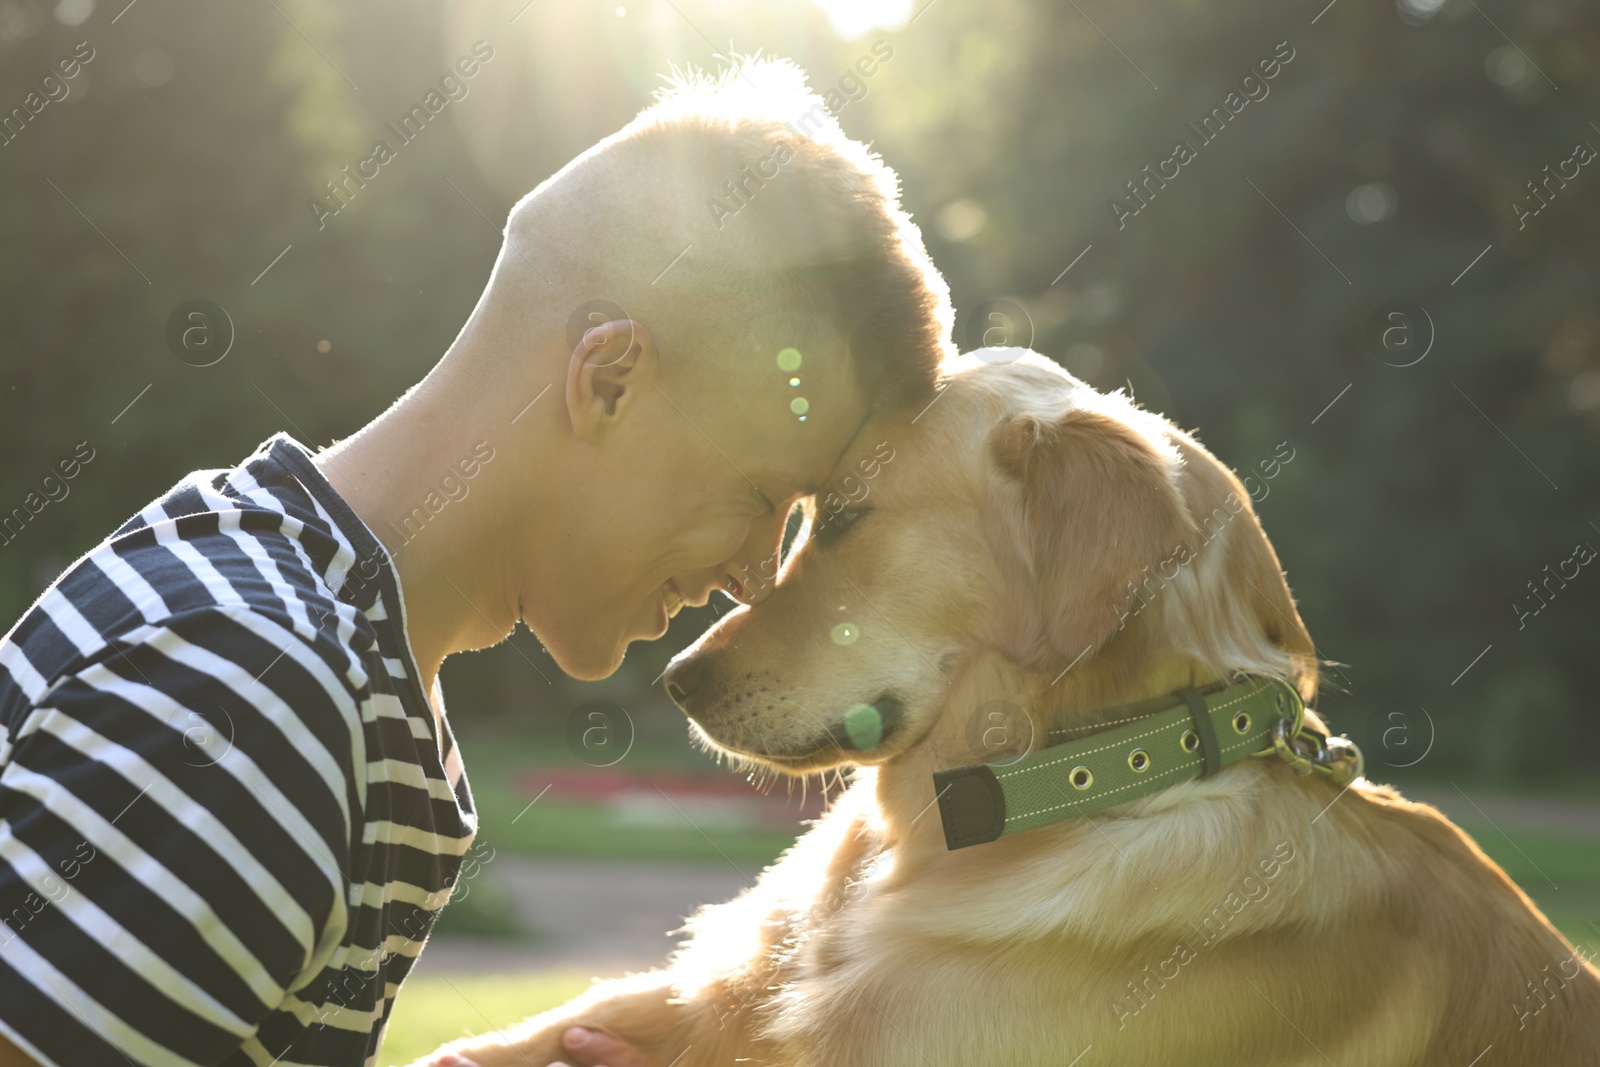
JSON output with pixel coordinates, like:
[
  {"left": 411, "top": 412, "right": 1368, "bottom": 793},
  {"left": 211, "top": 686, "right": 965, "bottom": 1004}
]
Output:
[{"left": 815, "top": 507, "right": 869, "bottom": 544}]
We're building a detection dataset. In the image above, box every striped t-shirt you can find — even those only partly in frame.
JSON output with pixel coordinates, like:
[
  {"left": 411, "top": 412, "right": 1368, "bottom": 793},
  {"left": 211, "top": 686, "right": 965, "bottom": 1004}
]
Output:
[{"left": 0, "top": 432, "right": 477, "bottom": 1066}]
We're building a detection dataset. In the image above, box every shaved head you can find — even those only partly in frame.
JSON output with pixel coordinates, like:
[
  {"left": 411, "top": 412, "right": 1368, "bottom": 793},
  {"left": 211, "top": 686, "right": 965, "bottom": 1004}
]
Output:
[{"left": 476, "top": 57, "right": 953, "bottom": 410}]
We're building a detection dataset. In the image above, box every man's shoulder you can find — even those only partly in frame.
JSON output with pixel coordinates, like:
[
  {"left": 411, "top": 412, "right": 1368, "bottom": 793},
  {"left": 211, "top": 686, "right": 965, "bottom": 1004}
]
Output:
[
  {"left": 1, "top": 435, "right": 395, "bottom": 736},
  {"left": 1, "top": 511, "right": 380, "bottom": 728}
]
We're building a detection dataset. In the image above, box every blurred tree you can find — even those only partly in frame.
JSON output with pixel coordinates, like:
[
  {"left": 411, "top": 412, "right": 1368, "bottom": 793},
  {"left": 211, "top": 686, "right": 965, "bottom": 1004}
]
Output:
[{"left": 850, "top": 0, "right": 1600, "bottom": 785}]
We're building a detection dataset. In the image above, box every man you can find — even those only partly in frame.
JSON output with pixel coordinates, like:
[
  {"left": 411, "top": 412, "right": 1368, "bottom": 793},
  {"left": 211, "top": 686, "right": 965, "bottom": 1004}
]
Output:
[{"left": 0, "top": 58, "right": 951, "bottom": 1067}]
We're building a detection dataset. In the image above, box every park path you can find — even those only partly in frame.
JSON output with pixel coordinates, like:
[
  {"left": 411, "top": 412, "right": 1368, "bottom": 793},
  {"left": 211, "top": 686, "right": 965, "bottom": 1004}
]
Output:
[
  {"left": 1404, "top": 786, "right": 1600, "bottom": 841},
  {"left": 413, "top": 857, "right": 749, "bottom": 976}
]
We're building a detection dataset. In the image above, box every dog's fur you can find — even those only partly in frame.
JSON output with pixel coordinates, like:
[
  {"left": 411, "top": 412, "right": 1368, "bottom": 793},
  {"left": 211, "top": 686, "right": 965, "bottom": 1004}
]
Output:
[{"left": 420, "top": 353, "right": 1600, "bottom": 1067}]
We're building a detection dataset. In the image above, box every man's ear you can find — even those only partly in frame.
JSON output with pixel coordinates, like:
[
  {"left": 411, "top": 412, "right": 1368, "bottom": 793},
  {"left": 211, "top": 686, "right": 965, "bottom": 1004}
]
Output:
[
  {"left": 565, "top": 319, "right": 656, "bottom": 440},
  {"left": 985, "top": 407, "right": 1193, "bottom": 671}
]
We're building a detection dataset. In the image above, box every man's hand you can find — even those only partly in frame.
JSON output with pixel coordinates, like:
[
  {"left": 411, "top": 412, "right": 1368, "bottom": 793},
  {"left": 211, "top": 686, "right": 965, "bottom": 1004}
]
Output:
[
  {"left": 431, "top": 1026, "right": 655, "bottom": 1067},
  {"left": 552, "top": 1026, "right": 655, "bottom": 1067}
]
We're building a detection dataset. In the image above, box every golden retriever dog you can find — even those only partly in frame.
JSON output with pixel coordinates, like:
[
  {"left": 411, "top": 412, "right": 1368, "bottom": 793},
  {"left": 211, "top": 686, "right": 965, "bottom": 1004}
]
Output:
[{"left": 419, "top": 351, "right": 1600, "bottom": 1066}]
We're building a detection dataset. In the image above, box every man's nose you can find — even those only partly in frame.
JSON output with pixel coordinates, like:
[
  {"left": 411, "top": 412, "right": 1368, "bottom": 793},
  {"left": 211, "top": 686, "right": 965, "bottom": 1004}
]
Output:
[{"left": 663, "top": 654, "right": 706, "bottom": 712}]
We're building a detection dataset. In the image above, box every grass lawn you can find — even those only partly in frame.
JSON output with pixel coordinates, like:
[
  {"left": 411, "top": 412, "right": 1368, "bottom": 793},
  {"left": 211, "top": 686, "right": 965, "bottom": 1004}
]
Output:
[
  {"left": 1457, "top": 821, "right": 1600, "bottom": 958},
  {"left": 379, "top": 973, "right": 597, "bottom": 1066}
]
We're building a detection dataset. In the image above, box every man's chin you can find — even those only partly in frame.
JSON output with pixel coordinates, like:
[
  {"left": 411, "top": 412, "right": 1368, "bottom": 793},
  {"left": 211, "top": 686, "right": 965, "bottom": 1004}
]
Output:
[
  {"left": 537, "top": 604, "right": 664, "bottom": 681},
  {"left": 539, "top": 632, "right": 628, "bottom": 682},
  {"left": 556, "top": 650, "right": 624, "bottom": 682}
]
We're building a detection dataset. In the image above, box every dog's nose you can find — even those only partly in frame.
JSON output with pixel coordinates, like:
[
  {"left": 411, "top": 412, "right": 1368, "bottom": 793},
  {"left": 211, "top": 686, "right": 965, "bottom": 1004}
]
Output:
[{"left": 663, "top": 655, "right": 705, "bottom": 712}]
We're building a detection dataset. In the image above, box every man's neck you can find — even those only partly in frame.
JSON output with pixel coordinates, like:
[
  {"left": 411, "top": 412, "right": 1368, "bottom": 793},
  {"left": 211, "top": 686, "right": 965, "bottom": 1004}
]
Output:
[{"left": 311, "top": 367, "right": 525, "bottom": 695}]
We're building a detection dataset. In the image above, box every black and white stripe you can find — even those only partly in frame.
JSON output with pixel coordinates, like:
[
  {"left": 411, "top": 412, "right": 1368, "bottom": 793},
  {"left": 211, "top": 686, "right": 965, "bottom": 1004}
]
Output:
[{"left": 0, "top": 433, "right": 477, "bottom": 1066}]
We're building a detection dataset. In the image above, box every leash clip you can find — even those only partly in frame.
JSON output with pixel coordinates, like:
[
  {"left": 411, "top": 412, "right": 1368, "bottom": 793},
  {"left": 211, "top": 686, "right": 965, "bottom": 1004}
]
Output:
[{"left": 1267, "top": 717, "right": 1365, "bottom": 786}]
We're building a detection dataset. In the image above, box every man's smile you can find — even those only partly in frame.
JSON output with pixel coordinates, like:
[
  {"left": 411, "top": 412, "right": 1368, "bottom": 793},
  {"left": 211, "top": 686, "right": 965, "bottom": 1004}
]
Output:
[{"left": 663, "top": 579, "right": 686, "bottom": 619}]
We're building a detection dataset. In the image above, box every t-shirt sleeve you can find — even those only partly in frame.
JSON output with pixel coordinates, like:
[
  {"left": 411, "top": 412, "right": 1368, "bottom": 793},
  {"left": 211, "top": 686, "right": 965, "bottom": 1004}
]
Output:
[{"left": 0, "top": 605, "right": 365, "bottom": 1067}]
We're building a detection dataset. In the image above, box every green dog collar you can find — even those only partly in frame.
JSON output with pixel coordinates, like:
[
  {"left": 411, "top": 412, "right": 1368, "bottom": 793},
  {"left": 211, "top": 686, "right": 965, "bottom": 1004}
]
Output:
[{"left": 933, "top": 675, "right": 1352, "bottom": 850}]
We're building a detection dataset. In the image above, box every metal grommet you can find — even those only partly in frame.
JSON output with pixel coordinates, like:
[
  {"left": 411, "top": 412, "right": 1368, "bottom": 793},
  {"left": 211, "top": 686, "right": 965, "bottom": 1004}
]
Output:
[
  {"left": 1069, "top": 766, "right": 1094, "bottom": 790},
  {"left": 1233, "top": 711, "right": 1252, "bottom": 734},
  {"left": 1128, "top": 749, "right": 1151, "bottom": 773},
  {"left": 1181, "top": 730, "right": 1200, "bottom": 753}
]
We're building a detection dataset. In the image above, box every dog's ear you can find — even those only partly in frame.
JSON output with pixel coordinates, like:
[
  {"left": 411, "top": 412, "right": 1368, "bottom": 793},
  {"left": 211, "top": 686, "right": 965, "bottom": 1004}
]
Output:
[
  {"left": 985, "top": 407, "right": 1192, "bottom": 671},
  {"left": 1188, "top": 450, "right": 1321, "bottom": 703}
]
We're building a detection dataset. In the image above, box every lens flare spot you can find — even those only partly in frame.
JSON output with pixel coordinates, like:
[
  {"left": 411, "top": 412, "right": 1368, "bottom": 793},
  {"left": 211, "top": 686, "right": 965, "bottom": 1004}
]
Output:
[
  {"left": 789, "top": 377, "right": 801, "bottom": 387},
  {"left": 845, "top": 703, "right": 884, "bottom": 750},
  {"left": 790, "top": 397, "right": 810, "bottom": 415},
  {"left": 831, "top": 622, "right": 859, "bottom": 645},
  {"left": 777, "top": 347, "right": 803, "bottom": 372}
]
